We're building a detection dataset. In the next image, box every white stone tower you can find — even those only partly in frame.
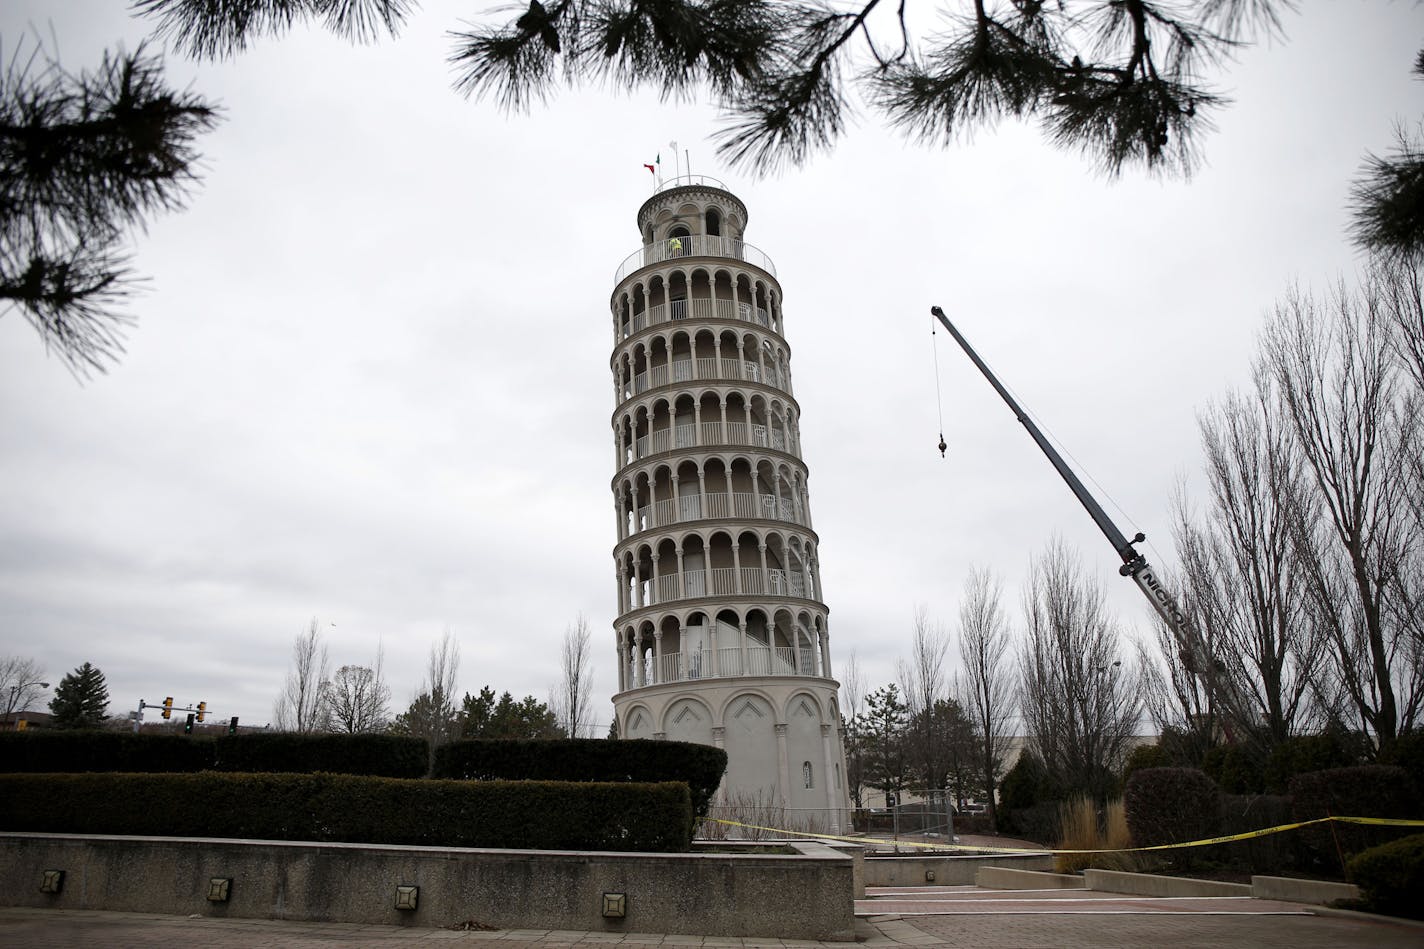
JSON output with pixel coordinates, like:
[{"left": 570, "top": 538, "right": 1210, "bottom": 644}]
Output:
[{"left": 607, "top": 176, "right": 851, "bottom": 833}]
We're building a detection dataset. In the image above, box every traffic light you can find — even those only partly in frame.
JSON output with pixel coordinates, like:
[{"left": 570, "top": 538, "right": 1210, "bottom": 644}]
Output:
[
  {"left": 228, "top": 716, "right": 239, "bottom": 736},
  {"left": 184, "top": 713, "right": 195, "bottom": 734},
  {"left": 162, "top": 696, "right": 174, "bottom": 720},
  {"left": 196, "top": 701, "right": 207, "bottom": 723}
]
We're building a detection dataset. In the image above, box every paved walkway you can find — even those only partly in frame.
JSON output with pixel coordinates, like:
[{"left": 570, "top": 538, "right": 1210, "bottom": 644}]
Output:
[
  {"left": 860, "top": 884, "right": 1314, "bottom": 915},
  {"left": 5, "top": 885, "right": 1422, "bottom": 948}
]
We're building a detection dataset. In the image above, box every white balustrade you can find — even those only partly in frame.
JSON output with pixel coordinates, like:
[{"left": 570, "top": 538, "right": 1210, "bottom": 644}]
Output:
[
  {"left": 614, "top": 234, "right": 778, "bottom": 284},
  {"left": 623, "top": 491, "right": 807, "bottom": 533}
]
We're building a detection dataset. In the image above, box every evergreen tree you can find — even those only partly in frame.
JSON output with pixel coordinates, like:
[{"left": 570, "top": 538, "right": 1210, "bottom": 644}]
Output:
[
  {"left": 48, "top": 662, "right": 110, "bottom": 729},
  {"left": 861, "top": 683, "right": 908, "bottom": 806},
  {"left": 460, "top": 685, "right": 564, "bottom": 739}
]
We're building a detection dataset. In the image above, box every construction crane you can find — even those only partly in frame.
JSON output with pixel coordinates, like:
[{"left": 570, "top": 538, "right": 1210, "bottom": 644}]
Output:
[{"left": 929, "top": 305, "right": 1247, "bottom": 734}]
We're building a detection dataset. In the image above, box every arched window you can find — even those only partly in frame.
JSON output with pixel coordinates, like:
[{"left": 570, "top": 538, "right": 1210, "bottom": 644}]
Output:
[{"left": 802, "top": 761, "right": 814, "bottom": 789}]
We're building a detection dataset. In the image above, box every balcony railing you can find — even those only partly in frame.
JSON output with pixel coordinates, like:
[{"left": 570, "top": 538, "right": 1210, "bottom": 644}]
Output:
[
  {"left": 623, "top": 356, "right": 791, "bottom": 401},
  {"left": 614, "top": 234, "right": 777, "bottom": 284},
  {"left": 631, "top": 644, "right": 826, "bottom": 688},
  {"left": 626, "top": 421, "right": 793, "bottom": 465},
  {"left": 631, "top": 567, "right": 812, "bottom": 610},
  {"left": 620, "top": 297, "right": 776, "bottom": 341},
  {"left": 628, "top": 491, "right": 807, "bottom": 534}
]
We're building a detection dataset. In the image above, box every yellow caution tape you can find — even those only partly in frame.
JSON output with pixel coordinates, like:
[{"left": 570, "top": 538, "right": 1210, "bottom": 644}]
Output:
[{"left": 706, "top": 815, "right": 1424, "bottom": 855}]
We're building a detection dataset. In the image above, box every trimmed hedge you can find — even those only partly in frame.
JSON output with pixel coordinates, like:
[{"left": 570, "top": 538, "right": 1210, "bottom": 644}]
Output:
[
  {"left": 1121, "top": 743, "right": 1174, "bottom": 784},
  {"left": 0, "top": 731, "right": 429, "bottom": 779},
  {"left": 1346, "top": 832, "right": 1424, "bottom": 919},
  {"left": 433, "top": 739, "right": 726, "bottom": 816},
  {"left": 1265, "top": 732, "right": 1366, "bottom": 793},
  {"left": 1202, "top": 744, "right": 1265, "bottom": 795},
  {"left": 1123, "top": 767, "right": 1221, "bottom": 850},
  {"left": 1380, "top": 731, "right": 1424, "bottom": 796},
  {"left": 0, "top": 772, "right": 694, "bottom": 851},
  {"left": 1288, "top": 765, "right": 1421, "bottom": 871},
  {"left": 0, "top": 731, "right": 216, "bottom": 773},
  {"left": 214, "top": 733, "right": 428, "bottom": 778},
  {"left": 1214, "top": 793, "right": 1297, "bottom": 872}
]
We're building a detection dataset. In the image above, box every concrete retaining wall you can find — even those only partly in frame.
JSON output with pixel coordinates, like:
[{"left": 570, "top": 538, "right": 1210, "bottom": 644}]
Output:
[
  {"left": 0, "top": 833, "right": 855, "bottom": 941},
  {"left": 866, "top": 851, "right": 1054, "bottom": 886},
  {"left": 1251, "top": 875, "right": 1360, "bottom": 905},
  {"left": 1083, "top": 869, "right": 1253, "bottom": 898},
  {"left": 977, "top": 867, "right": 1085, "bottom": 889}
]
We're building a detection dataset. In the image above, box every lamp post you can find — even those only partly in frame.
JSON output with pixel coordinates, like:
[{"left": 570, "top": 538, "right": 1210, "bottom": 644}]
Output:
[{"left": 4, "top": 679, "right": 50, "bottom": 728}]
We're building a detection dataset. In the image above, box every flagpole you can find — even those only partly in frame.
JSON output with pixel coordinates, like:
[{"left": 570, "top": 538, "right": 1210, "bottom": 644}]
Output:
[{"left": 670, "top": 141, "right": 680, "bottom": 181}]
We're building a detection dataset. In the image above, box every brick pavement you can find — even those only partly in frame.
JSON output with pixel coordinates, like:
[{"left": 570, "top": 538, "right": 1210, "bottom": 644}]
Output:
[{"left": 4, "top": 899, "right": 1423, "bottom": 948}]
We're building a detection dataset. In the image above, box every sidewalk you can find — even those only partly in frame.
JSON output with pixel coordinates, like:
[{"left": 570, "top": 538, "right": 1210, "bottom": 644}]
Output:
[{"left": 5, "top": 904, "right": 1424, "bottom": 949}]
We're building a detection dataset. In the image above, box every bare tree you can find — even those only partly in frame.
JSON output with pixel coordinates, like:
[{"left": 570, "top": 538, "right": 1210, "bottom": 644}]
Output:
[
  {"left": 1261, "top": 268, "right": 1424, "bottom": 745},
  {"left": 957, "top": 568, "right": 1013, "bottom": 829},
  {"left": 1, "top": 656, "right": 48, "bottom": 724},
  {"left": 1019, "top": 539, "right": 1141, "bottom": 801},
  {"left": 898, "top": 606, "right": 952, "bottom": 798},
  {"left": 838, "top": 650, "right": 867, "bottom": 809},
  {"left": 554, "top": 614, "right": 594, "bottom": 738},
  {"left": 324, "top": 644, "right": 391, "bottom": 734},
  {"left": 425, "top": 628, "right": 462, "bottom": 747},
  {"left": 273, "top": 618, "right": 331, "bottom": 732},
  {"left": 1171, "top": 378, "right": 1329, "bottom": 746},
  {"left": 1381, "top": 259, "right": 1424, "bottom": 393}
]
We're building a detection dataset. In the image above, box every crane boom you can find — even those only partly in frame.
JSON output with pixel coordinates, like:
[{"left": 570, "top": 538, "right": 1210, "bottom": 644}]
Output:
[{"left": 929, "top": 305, "right": 1240, "bottom": 727}]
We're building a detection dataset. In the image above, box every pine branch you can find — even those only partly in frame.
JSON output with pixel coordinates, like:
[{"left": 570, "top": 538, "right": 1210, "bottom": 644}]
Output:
[
  {"left": 133, "top": 0, "right": 415, "bottom": 60},
  {"left": 1, "top": 38, "right": 219, "bottom": 375},
  {"left": 1349, "top": 124, "right": 1424, "bottom": 262}
]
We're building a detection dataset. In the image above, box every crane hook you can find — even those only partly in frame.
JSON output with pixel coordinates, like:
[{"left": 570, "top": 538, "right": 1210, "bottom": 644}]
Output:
[{"left": 937, "top": 434, "right": 948, "bottom": 458}]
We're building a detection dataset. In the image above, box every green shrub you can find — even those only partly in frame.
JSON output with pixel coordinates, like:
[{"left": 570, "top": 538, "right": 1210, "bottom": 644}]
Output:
[
  {"left": 1123, "top": 768, "right": 1221, "bottom": 856},
  {"left": 1202, "top": 744, "right": 1266, "bottom": 794},
  {"left": 1379, "top": 731, "right": 1424, "bottom": 796},
  {"left": 1346, "top": 833, "right": 1424, "bottom": 919},
  {"left": 1266, "top": 731, "right": 1366, "bottom": 793},
  {"left": 1288, "top": 765, "right": 1421, "bottom": 872},
  {"left": 0, "top": 731, "right": 216, "bottom": 773},
  {"left": 214, "top": 733, "right": 428, "bottom": 778},
  {"left": 433, "top": 739, "right": 726, "bottom": 817},
  {"left": 0, "top": 772, "right": 694, "bottom": 851},
  {"left": 999, "top": 801, "right": 1060, "bottom": 845},
  {"left": 1214, "top": 793, "right": 1298, "bottom": 873},
  {"left": 999, "top": 751, "right": 1061, "bottom": 810},
  {"left": 1122, "top": 744, "right": 1173, "bottom": 784}
]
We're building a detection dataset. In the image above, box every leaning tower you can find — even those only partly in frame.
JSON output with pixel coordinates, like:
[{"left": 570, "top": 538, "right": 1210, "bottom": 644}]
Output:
[{"left": 607, "top": 176, "right": 851, "bottom": 833}]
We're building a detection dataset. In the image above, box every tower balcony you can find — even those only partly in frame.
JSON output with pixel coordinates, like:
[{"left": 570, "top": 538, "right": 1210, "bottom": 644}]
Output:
[
  {"left": 614, "top": 235, "right": 777, "bottom": 285},
  {"left": 619, "top": 297, "right": 777, "bottom": 342},
  {"left": 624, "top": 420, "right": 797, "bottom": 465},
  {"left": 631, "top": 644, "right": 827, "bottom": 689},
  {"left": 626, "top": 491, "right": 809, "bottom": 538},
  {"left": 621, "top": 355, "right": 791, "bottom": 402},
  {"left": 624, "top": 566, "right": 815, "bottom": 612}
]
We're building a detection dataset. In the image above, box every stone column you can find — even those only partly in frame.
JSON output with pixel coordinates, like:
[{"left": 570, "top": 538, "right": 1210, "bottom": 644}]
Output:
[
  {"left": 775, "top": 723, "right": 790, "bottom": 807},
  {"left": 820, "top": 722, "right": 838, "bottom": 831}
]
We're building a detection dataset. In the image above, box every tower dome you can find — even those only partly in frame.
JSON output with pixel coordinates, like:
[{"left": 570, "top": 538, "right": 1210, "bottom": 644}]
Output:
[{"left": 607, "top": 175, "right": 851, "bottom": 833}]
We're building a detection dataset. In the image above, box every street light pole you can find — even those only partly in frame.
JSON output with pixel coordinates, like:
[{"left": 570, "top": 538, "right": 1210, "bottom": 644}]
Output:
[{"left": 4, "top": 679, "right": 50, "bottom": 728}]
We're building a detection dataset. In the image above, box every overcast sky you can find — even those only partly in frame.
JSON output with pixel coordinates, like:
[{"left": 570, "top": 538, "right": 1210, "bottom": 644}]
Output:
[{"left": 1, "top": 2, "right": 1419, "bottom": 730}]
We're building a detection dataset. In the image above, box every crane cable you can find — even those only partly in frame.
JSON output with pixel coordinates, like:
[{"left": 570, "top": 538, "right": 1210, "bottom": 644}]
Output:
[{"left": 931, "top": 313, "right": 947, "bottom": 458}]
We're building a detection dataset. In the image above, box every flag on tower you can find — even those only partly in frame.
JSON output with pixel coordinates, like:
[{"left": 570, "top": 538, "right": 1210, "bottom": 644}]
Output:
[{"left": 644, "top": 153, "right": 661, "bottom": 175}]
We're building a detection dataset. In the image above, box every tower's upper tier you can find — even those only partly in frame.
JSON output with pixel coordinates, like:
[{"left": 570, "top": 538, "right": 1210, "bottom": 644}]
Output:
[{"left": 613, "top": 177, "right": 776, "bottom": 286}]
